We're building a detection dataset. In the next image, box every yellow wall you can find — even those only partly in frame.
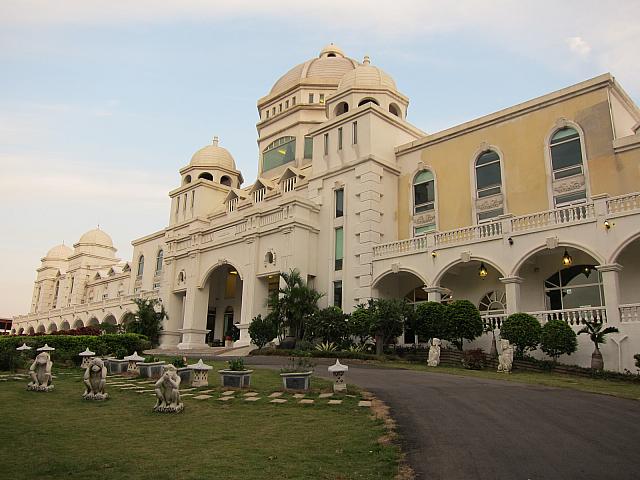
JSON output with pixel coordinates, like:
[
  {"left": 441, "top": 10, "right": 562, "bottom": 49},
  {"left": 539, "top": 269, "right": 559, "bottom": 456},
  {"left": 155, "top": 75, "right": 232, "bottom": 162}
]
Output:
[{"left": 397, "top": 87, "right": 639, "bottom": 239}]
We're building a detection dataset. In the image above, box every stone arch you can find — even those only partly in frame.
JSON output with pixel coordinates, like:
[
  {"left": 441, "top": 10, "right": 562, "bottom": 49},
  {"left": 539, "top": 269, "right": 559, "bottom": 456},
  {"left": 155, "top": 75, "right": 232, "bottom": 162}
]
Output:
[
  {"left": 18, "top": 327, "right": 24, "bottom": 335},
  {"left": 119, "top": 310, "right": 135, "bottom": 325},
  {"left": 372, "top": 267, "right": 430, "bottom": 293},
  {"left": 388, "top": 102, "right": 402, "bottom": 118},
  {"left": 36, "top": 324, "right": 46, "bottom": 334},
  {"left": 60, "top": 320, "right": 71, "bottom": 331},
  {"left": 511, "top": 242, "right": 605, "bottom": 277},
  {"left": 27, "top": 326, "right": 35, "bottom": 335},
  {"left": 433, "top": 256, "right": 506, "bottom": 286},
  {"left": 358, "top": 97, "right": 379, "bottom": 107},
  {"left": 47, "top": 322, "right": 58, "bottom": 333},
  {"left": 334, "top": 101, "right": 349, "bottom": 116},
  {"left": 609, "top": 231, "right": 640, "bottom": 264},
  {"left": 199, "top": 260, "right": 244, "bottom": 288},
  {"left": 73, "top": 318, "right": 84, "bottom": 329},
  {"left": 87, "top": 317, "right": 99, "bottom": 327},
  {"left": 102, "top": 313, "right": 117, "bottom": 325}
]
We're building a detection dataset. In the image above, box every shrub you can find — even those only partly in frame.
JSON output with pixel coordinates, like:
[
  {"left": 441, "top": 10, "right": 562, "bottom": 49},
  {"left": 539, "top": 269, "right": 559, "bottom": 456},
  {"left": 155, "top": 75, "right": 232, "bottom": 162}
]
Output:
[
  {"left": 171, "top": 357, "right": 187, "bottom": 368},
  {"left": 125, "top": 298, "right": 166, "bottom": 347},
  {"left": 227, "top": 358, "right": 246, "bottom": 371},
  {"left": 540, "top": 319, "right": 577, "bottom": 361},
  {"left": 414, "top": 302, "right": 449, "bottom": 342},
  {"left": 307, "top": 306, "right": 350, "bottom": 344},
  {"left": 248, "top": 314, "right": 278, "bottom": 349},
  {"left": 635, "top": 353, "right": 640, "bottom": 371},
  {"left": 500, "top": 313, "right": 542, "bottom": 357},
  {"left": 0, "top": 334, "right": 151, "bottom": 370},
  {"left": 446, "top": 300, "right": 483, "bottom": 350},
  {"left": 462, "top": 349, "right": 485, "bottom": 370},
  {"left": 315, "top": 341, "right": 337, "bottom": 352}
]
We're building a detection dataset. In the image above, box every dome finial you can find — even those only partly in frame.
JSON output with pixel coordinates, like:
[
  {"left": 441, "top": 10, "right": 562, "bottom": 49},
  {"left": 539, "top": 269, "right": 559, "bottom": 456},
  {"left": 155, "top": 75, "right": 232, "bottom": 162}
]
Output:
[
  {"left": 363, "top": 55, "right": 371, "bottom": 65},
  {"left": 213, "top": 136, "right": 219, "bottom": 147}
]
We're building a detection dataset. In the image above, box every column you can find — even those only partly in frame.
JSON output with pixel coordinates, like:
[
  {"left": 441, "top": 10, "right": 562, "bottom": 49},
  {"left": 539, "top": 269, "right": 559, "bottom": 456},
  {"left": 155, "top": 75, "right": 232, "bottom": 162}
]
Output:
[
  {"left": 500, "top": 276, "right": 523, "bottom": 316},
  {"left": 424, "top": 286, "right": 444, "bottom": 303},
  {"left": 177, "top": 284, "right": 209, "bottom": 350},
  {"left": 236, "top": 237, "right": 258, "bottom": 347},
  {"left": 596, "top": 264, "right": 622, "bottom": 325}
]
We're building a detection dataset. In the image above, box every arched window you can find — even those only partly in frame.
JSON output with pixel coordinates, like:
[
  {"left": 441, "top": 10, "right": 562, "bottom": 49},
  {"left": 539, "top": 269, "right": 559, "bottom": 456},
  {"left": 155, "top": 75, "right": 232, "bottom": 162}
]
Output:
[
  {"left": 478, "top": 291, "right": 507, "bottom": 314},
  {"left": 550, "top": 127, "right": 586, "bottom": 206},
  {"left": 155, "top": 250, "right": 163, "bottom": 274},
  {"left": 335, "top": 102, "right": 349, "bottom": 116},
  {"left": 198, "top": 172, "right": 213, "bottom": 181},
  {"left": 183, "top": 174, "right": 191, "bottom": 185},
  {"left": 475, "top": 150, "right": 504, "bottom": 221},
  {"left": 389, "top": 103, "right": 401, "bottom": 117},
  {"left": 220, "top": 175, "right": 232, "bottom": 187},
  {"left": 358, "top": 98, "right": 379, "bottom": 107},
  {"left": 544, "top": 265, "right": 602, "bottom": 311},
  {"left": 413, "top": 170, "right": 436, "bottom": 234},
  {"left": 263, "top": 136, "right": 296, "bottom": 172},
  {"left": 137, "top": 255, "right": 145, "bottom": 278}
]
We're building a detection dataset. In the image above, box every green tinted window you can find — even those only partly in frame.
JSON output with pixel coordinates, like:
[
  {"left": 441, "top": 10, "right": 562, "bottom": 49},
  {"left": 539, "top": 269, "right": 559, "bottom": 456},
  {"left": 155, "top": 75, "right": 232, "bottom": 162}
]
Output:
[
  {"left": 304, "top": 137, "right": 313, "bottom": 159},
  {"left": 263, "top": 137, "right": 296, "bottom": 171}
]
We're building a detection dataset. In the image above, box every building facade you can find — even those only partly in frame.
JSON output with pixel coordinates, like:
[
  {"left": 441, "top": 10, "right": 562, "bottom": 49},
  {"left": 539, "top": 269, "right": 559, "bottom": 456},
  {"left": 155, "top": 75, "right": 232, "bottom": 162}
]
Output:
[{"left": 13, "top": 44, "right": 640, "bottom": 370}]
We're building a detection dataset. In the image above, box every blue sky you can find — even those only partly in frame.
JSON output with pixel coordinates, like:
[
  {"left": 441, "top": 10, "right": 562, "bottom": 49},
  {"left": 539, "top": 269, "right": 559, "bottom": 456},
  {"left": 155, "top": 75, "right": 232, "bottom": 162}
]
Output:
[{"left": 1, "top": 1, "right": 639, "bottom": 316}]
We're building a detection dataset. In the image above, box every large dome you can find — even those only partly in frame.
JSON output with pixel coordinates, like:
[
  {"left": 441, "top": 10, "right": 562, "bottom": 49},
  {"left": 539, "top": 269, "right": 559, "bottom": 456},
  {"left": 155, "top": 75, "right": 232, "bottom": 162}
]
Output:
[
  {"left": 45, "top": 244, "right": 73, "bottom": 260},
  {"left": 77, "top": 228, "right": 113, "bottom": 248},
  {"left": 269, "top": 44, "right": 359, "bottom": 96},
  {"left": 337, "top": 56, "right": 396, "bottom": 92},
  {"left": 190, "top": 137, "right": 236, "bottom": 170}
]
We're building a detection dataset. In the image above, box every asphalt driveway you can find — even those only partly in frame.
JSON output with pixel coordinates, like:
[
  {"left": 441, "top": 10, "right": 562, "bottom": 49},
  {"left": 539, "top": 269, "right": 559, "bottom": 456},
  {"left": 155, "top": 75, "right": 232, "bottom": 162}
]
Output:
[{"left": 245, "top": 356, "right": 640, "bottom": 480}]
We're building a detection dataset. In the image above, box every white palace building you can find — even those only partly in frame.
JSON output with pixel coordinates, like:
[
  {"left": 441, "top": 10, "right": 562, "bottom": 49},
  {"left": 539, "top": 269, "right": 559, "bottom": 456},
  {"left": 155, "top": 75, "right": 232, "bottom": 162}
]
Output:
[{"left": 12, "top": 45, "right": 640, "bottom": 371}]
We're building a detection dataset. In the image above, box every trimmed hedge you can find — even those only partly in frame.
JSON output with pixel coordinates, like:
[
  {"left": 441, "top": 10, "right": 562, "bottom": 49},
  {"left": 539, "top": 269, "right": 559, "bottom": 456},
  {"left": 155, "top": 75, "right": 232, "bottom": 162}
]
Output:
[
  {"left": 0, "top": 334, "right": 151, "bottom": 371},
  {"left": 249, "top": 347, "right": 401, "bottom": 361}
]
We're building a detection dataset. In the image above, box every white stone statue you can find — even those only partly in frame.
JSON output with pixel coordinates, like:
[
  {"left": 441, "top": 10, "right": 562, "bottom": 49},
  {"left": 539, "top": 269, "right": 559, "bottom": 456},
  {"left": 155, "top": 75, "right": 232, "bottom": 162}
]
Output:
[
  {"left": 427, "top": 338, "right": 441, "bottom": 367},
  {"left": 83, "top": 357, "right": 109, "bottom": 400},
  {"left": 153, "top": 364, "right": 184, "bottom": 413},
  {"left": 497, "top": 339, "right": 514, "bottom": 373},
  {"left": 28, "top": 347, "right": 54, "bottom": 392}
]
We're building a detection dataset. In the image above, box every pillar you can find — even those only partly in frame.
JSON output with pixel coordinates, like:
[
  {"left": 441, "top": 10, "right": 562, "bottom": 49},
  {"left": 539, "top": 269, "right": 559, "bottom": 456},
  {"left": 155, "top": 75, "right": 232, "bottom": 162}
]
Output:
[
  {"left": 423, "top": 286, "right": 445, "bottom": 303},
  {"left": 500, "top": 276, "right": 523, "bottom": 316},
  {"left": 596, "top": 264, "right": 622, "bottom": 325},
  {"left": 177, "top": 284, "right": 210, "bottom": 350}
]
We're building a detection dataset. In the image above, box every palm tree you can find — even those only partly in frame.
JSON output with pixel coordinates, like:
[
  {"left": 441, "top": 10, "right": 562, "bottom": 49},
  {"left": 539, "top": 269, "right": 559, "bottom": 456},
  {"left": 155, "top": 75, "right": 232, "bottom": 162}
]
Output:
[
  {"left": 577, "top": 320, "right": 619, "bottom": 371},
  {"left": 125, "top": 298, "right": 166, "bottom": 347}
]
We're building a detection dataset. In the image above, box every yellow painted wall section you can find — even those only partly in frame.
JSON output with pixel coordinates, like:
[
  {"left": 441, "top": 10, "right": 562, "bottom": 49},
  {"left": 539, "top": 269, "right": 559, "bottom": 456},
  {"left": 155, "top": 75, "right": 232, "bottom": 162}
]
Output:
[{"left": 396, "top": 87, "right": 631, "bottom": 238}]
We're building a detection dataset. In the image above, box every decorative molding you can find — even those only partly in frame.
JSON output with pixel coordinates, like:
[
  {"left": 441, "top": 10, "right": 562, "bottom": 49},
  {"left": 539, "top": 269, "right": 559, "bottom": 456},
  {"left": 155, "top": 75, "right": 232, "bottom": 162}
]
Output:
[
  {"left": 554, "top": 117, "right": 569, "bottom": 129},
  {"left": 476, "top": 195, "right": 503, "bottom": 212},
  {"left": 391, "top": 263, "right": 399, "bottom": 274},
  {"left": 545, "top": 237, "right": 559, "bottom": 250},
  {"left": 413, "top": 213, "right": 436, "bottom": 225},
  {"left": 479, "top": 141, "right": 489, "bottom": 152},
  {"left": 460, "top": 251, "right": 471, "bottom": 263},
  {"left": 553, "top": 175, "right": 585, "bottom": 194}
]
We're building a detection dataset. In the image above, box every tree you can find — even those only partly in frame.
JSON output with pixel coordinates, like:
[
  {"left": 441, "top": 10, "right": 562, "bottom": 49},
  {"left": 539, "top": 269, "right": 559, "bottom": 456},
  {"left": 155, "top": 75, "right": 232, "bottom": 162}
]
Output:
[
  {"left": 125, "top": 298, "right": 166, "bottom": 347},
  {"left": 577, "top": 320, "right": 619, "bottom": 371},
  {"left": 369, "top": 298, "right": 413, "bottom": 356},
  {"left": 446, "top": 300, "right": 483, "bottom": 350},
  {"left": 307, "top": 306, "right": 350, "bottom": 345},
  {"left": 248, "top": 314, "right": 278, "bottom": 350},
  {"left": 499, "top": 313, "right": 541, "bottom": 358},
  {"left": 350, "top": 303, "right": 375, "bottom": 345},
  {"left": 267, "top": 269, "right": 323, "bottom": 340},
  {"left": 414, "top": 301, "right": 449, "bottom": 343},
  {"left": 540, "top": 319, "right": 577, "bottom": 361}
]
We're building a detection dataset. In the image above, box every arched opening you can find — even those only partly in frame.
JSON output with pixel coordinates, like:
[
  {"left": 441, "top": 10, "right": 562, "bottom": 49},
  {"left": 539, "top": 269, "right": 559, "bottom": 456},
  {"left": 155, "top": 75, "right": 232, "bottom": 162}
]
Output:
[
  {"left": 549, "top": 127, "right": 587, "bottom": 206},
  {"left": 120, "top": 311, "right": 135, "bottom": 325},
  {"left": 198, "top": 172, "right": 213, "bottom": 181},
  {"left": 73, "top": 318, "right": 84, "bottom": 329},
  {"left": 60, "top": 321, "right": 70, "bottom": 331},
  {"left": 220, "top": 175, "right": 232, "bottom": 187},
  {"left": 27, "top": 326, "right": 35, "bottom": 335},
  {"left": 358, "top": 97, "right": 379, "bottom": 107},
  {"left": 389, "top": 103, "right": 401, "bottom": 117},
  {"left": 18, "top": 327, "right": 25, "bottom": 335},
  {"left": 47, "top": 323, "right": 58, "bottom": 333},
  {"left": 137, "top": 255, "right": 145, "bottom": 278},
  {"left": 265, "top": 251, "right": 274, "bottom": 264},
  {"left": 199, "top": 263, "right": 243, "bottom": 346},
  {"left": 36, "top": 324, "right": 46, "bottom": 334},
  {"left": 474, "top": 150, "right": 504, "bottom": 221},
  {"left": 613, "top": 236, "right": 640, "bottom": 318},
  {"left": 155, "top": 250, "right": 164, "bottom": 274},
  {"left": 335, "top": 102, "right": 349, "bottom": 116},
  {"left": 103, "top": 314, "right": 117, "bottom": 325},
  {"left": 87, "top": 317, "right": 99, "bottom": 327},
  {"left": 183, "top": 175, "right": 192, "bottom": 185}
]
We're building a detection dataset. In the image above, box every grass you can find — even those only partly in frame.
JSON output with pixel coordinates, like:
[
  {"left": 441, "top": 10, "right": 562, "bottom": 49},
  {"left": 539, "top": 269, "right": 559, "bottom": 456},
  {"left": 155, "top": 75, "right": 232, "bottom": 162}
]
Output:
[
  {"left": 1, "top": 364, "right": 399, "bottom": 480},
  {"left": 368, "top": 360, "right": 640, "bottom": 400}
]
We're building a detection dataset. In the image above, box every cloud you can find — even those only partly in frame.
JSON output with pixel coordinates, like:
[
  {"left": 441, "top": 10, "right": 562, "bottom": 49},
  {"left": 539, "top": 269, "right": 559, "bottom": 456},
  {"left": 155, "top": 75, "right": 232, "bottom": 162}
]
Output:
[{"left": 566, "top": 36, "right": 591, "bottom": 57}]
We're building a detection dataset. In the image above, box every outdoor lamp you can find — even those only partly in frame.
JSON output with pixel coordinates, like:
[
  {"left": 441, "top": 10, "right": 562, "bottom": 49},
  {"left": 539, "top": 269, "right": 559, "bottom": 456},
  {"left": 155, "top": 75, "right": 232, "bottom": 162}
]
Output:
[
  {"left": 478, "top": 262, "right": 488, "bottom": 278},
  {"left": 562, "top": 249, "right": 573, "bottom": 266}
]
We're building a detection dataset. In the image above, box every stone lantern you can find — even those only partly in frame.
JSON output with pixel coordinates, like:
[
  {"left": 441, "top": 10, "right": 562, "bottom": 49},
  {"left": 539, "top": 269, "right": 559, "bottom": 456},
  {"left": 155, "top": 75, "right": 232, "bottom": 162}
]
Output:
[
  {"left": 187, "top": 359, "right": 213, "bottom": 387},
  {"left": 124, "top": 351, "right": 145, "bottom": 374},
  {"left": 79, "top": 348, "right": 96, "bottom": 369},
  {"left": 328, "top": 359, "right": 348, "bottom": 393},
  {"left": 16, "top": 343, "right": 32, "bottom": 352}
]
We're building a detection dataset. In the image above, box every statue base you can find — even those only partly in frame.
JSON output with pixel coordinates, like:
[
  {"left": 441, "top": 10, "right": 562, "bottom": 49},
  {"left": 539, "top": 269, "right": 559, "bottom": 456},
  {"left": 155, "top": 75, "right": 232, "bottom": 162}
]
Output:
[
  {"left": 27, "top": 383, "right": 54, "bottom": 392},
  {"left": 83, "top": 392, "right": 109, "bottom": 401},
  {"left": 153, "top": 403, "right": 184, "bottom": 413}
]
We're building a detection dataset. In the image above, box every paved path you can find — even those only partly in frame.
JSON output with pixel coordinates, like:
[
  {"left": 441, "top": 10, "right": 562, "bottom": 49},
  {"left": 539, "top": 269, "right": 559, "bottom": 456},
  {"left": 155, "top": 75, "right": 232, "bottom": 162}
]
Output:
[{"left": 245, "top": 356, "right": 640, "bottom": 480}]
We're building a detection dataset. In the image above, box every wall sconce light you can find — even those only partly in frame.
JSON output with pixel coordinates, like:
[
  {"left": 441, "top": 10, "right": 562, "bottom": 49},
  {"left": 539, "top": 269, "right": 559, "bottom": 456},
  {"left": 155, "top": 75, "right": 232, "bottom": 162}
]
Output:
[
  {"left": 562, "top": 249, "right": 573, "bottom": 267},
  {"left": 584, "top": 266, "right": 592, "bottom": 278},
  {"left": 508, "top": 237, "right": 514, "bottom": 246},
  {"left": 478, "top": 262, "right": 488, "bottom": 278},
  {"left": 604, "top": 220, "right": 612, "bottom": 230},
  {"left": 431, "top": 251, "right": 437, "bottom": 258}
]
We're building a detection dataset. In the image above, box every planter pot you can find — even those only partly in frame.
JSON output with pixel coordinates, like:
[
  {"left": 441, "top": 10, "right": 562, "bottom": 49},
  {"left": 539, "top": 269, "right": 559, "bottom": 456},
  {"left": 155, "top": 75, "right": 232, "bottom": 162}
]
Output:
[
  {"left": 106, "top": 359, "right": 129, "bottom": 375},
  {"left": 218, "top": 369, "right": 253, "bottom": 389},
  {"left": 177, "top": 367, "right": 193, "bottom": 386},
  {"left": 280, "top": 371, "right": 312, "bottom": 391},
  {"left": 138, "top": 361, "right": 166, "bottom": 379},
  {"left": 591, "top": 349, "right": 604, "bottom": 371}
]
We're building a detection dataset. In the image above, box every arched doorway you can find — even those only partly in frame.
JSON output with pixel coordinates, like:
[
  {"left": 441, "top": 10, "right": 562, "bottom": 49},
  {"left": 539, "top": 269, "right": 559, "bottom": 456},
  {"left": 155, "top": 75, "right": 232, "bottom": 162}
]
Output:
[
  {"left": 87, "top": 317, "right": 99, "bottom": 327},
  {"left": 73, "top": 318, "right": 84, "bottom": 329},
  {"left": 60, "top": 321, "right": 70, "bottom": 331},
  {"left": 47, "top": 323, "right": 58, "bottom": 333},
  {"left": 199, "top": 263, "right": 243, "bottom": 347}
]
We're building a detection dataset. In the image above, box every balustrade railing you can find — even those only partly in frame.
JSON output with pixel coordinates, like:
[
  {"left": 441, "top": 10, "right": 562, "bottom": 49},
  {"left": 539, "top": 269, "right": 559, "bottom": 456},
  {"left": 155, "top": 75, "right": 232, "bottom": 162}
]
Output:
[
  {"left": 373, "top": 236, "right": 429, "bottom": 258},
  {"left": 283, "top": 177, "right": 297, "bottom": 193},
  {"left": 434, "top": 222, "right": 502, "bottom": 246},
  {"left": 511, "top": 202, "right": 595, "bottom": 232},
  {"left": 620, "top": 303, "right": 640, "bottom": 323},
  {"left": 481, "top": 313, "right": 508, "bottom": 330},
  {"left": 227, "top": 197, "right": 238, "bottom": 212},
  {"left": 253, "top": 188, "right": 265, "bottom": 203},
  {"left": 607, "top": 193, "right": 640, "bottom": 215},
  {"left": 527, "top": 306, "right": 606, "bottom": 325}
]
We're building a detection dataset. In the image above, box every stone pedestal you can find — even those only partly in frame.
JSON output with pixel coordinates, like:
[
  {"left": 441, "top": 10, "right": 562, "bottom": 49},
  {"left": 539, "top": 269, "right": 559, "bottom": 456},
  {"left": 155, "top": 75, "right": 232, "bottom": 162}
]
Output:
[
  {"left": 124, "top": 351, "right": 145, "bottom": 374},
  {"left": 328, "top": 360, "right": 348, "bottom": 393},
  {"left": 188, "top": 359, "right": 213, "bottom": 387}
]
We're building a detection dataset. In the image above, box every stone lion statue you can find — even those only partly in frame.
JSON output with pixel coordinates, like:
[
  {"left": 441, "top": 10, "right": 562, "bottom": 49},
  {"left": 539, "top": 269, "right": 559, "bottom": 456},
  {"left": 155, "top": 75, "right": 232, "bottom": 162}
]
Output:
[
  {"left": 497, "top": 339, "right": 514, "bottom": 373},
  {"left": 83, "top": 357, "right": 108, "bottom": 400},
  {"left": 28, "top": 352, "right": 54, "bottom": 392},
  {"left": 154, "top": 364, "right": 184, "bottom": 413},
  {"left": 427, "top": 338, "right": 441, "bottom": 367}
]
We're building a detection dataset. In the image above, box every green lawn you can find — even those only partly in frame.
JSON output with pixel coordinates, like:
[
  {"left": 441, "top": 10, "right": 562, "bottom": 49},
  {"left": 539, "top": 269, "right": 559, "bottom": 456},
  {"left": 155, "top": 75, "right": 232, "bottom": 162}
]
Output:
[
  {"left": 1, "top": 364, "right": 399, "bottom": 480},
  {"left": 371, "top": 360, "right": 640, "bottom": 400}
]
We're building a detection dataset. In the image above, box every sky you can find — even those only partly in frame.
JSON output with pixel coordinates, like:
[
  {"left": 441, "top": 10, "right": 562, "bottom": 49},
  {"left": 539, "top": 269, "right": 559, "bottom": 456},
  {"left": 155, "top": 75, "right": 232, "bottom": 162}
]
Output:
[{"left": 1, "top": 0, "right": 639, "bottom": 317}]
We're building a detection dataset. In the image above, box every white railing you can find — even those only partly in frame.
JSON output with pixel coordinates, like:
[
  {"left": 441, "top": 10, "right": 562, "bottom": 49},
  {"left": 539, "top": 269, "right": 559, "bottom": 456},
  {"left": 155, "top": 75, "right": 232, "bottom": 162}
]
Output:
[
  {"left": 527, "top": 306, "right": 606, "bottom": 325},
  {"left": 620, "top": 303, "right": 640, "bottom": 323},
  {"left": 253, "top": 188, "right": 266, "bottom": 203},
  {"left": 227, "top": 197, "right": 238, "bottom": 212},
  {"left": 511, "top": 202, "right": 595, "bottom": 232},
  {"left": 260, "top": 209, "right": 284, "bottom": 227},
  {"left": 481, "top": 313, "right": 508, "bottom": 329},
  {"left": 283, "top": 177, "right": 297, "bottom": 193},
  {"left": 607, "top": 193, "right": 640, "bottom": 215},
  {"left": 434, "top": 222, "right": 502, "bottom": 246},
  {"left": 373, "top": 236, "right": 429, "bottom": 258}
]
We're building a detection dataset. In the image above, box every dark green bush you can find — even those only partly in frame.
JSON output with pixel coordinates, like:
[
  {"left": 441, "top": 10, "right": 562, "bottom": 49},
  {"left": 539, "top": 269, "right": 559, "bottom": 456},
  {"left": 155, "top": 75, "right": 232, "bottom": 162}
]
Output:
[
  {"left": 414, "top": 302, "right": 449, "bottom": 342},
  {"left": 0, "top": 334, "right": 150, "bottom": 371},
  {"left": 248, "top": 313, "right": 278, "bottom": 349},
  {"left": 462, "top": 349, "right": 486, "bottom": 370},
  {"left": 540, "top": 319, "right": 577, "bottom": 361},
  {"left": 446, "top": 300, "right": 483, "bottom": 350},
  {"left": 635, "top": 353, "right": 640, "bottom": 370},
  {"left": 500, "top": 313, "right": 542, "bottom": 357}
]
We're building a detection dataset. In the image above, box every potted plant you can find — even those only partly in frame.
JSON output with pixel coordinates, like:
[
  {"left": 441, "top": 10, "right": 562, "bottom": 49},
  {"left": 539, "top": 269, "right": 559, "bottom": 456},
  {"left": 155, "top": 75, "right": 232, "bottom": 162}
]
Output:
[
  {"left": 224, "top": 335, "right": 234, "bottom": 348},
  {"left": 137, "top": 356, "right": 166, "bottom": 379},
  {"left": 173, "top": 357, "right": 193, "bottom": 386},
  {"left": 279, "top": 356, "right": 315, "bottom": 391},
  {"left": 577, "top": 320, "right": 619, "bottom": 371},
  {"left": 218, "top": 358, "right": 253, "bottom": 388}
]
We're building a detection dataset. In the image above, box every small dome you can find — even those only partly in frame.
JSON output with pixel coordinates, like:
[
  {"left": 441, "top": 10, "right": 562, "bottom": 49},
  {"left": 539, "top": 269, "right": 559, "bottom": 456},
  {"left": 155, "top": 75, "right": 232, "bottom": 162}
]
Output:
[
  {"left": 190, "top": 136, "right": 236, "bottom": 170},
  {"left": 270, "top": 44, "right": 359, "bottom": 95},
  {"left": 336, "top": 56, "right": 397, "bottom": 92},
  {"left": 78, "top": 228, "right": 113, "bottom": 248},
  {"left": 46, "top": 244, "right": 73, "bottom": 260}
]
